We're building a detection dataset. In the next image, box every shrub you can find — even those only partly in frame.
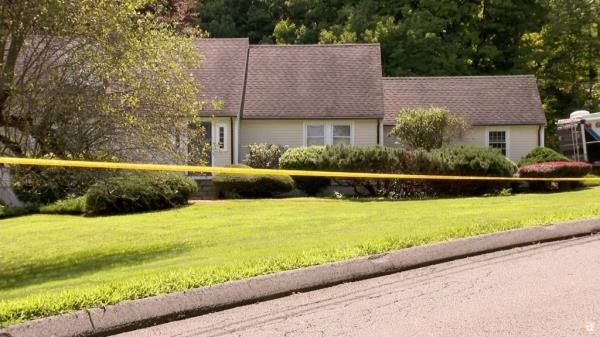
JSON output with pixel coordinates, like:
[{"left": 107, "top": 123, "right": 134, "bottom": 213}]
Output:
[
  {"left": 0, "top": 205, "right": 38, "bottom": 219},
  {"left": 85, "top": 173, "right": 197, "bottom": 214},
  {"left": 389, "top": 107, "right": 469, "bottom": 150},
  {"left": 518, "top": 147, "right": 569, "bottom": 167},
  {"left": 39, "top": 196, "right": 87, "bottom": 215},
  {"left": 279, "top": 146, "right": 331, "bottom": 195},
  {"left": 244, "top": 143, "right": 287, "bottom": 168},
  {"left": 11, "top": 165, "right": 104, "bottom": 205},
  {"left": 518, "top": 161, "right": 591, "bottom": 178},
  {"left": 317, "top": 145, "right": 423, "bottom": 196},
  {"left": 429, "top": 146, "right": 517, "bottom": 195},
  {"left": 213, "top": 164, "right": 294, "bottom": 198}
]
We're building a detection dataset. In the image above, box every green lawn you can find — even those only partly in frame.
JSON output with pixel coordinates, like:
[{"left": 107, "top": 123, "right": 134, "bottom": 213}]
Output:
[{"left": 2, "top": 190, "right": 600, "bottom": 326}]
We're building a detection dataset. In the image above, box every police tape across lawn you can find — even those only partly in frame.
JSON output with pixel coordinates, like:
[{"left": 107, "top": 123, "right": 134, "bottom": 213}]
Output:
[{"left": 2, "top": 156, "right": 599, "bottom": 182}]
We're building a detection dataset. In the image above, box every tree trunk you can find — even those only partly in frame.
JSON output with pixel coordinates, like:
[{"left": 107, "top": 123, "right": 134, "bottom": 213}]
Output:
[{"left": 0, "top": 167, "right": 25, "bottom": 207}]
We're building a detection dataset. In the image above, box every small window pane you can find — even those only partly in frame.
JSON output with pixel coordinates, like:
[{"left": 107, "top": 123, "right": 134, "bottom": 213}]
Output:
[
  {"left": 333, "top": 125, "right": 350, "bottom": 137},
  {"left": 218, "top": 126, "right": 225, "bottom": 149},
  {"left": 307, "top": 137, "right": 325, "bottom": 146},
  {"left": 307, "top": 125, "right": 324, "bottom": 137},
  {"left": 488, "top": 131, "right": 506, "bottom": 156},
  {"left": 333, "top": 137, "right": 351, "bottom": 145}
]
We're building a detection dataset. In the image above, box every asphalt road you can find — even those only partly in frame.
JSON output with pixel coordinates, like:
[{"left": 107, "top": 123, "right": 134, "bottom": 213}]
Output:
[{"left": 115, "top": 235, "right": 600, "bottom": 337}]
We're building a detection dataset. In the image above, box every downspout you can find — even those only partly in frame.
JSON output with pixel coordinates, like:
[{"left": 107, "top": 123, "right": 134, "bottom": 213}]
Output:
[
  {"left": 236, "top": 44, "right": 250, "bottom": 164},
  {"left": 230, "top": 117, "right": 235, "bottom": 164},
  {"left": 378, "top": 119, "right": 384, "bottom": 145},
  {"left": 537, "top": 125, "right": 545, "bottom": 147},
  {"left": 376, "top": 119, "right": 380, "bottom": 145},
  {"left": 233, "top": 117, "right": 240, "bottom": 164}
]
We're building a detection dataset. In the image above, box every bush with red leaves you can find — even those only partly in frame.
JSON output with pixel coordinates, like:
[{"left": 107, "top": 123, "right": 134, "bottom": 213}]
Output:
[{"left": 518, "top": 161, "right": 591, "bottom": 178}]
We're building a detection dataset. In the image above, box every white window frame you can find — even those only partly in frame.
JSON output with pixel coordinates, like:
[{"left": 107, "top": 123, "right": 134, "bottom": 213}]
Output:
[
  {"left": 332, "top": 123, "right": 353, "bottom": 146},
  {"left": 485, "top": 127, "right": 510, "bottom": 158},
  {"left": 214, "top": 123, "right": 228, "bottom": 152},
  {"left": 304, "top": 123, "right": 327, "bottom": 146},
  {"left": 303, "top": 121, "right": 355, "bottom": 146}
]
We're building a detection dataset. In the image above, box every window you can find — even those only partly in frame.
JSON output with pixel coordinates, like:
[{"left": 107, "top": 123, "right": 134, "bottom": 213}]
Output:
[
  {"left": 214, "top": 123, "right": 227, "bottom": 151},
  {"left": 306, "top": 125, "right": 325, "bottom": 145},
  {"left": 304, "top": 123, "right": 354, "bottom": 146},
  {"left": 332, "top": 125, "right": 351, "bottom": 145},
  {"left": 487, "top": 130, "right": 507, "bottom": 156}
]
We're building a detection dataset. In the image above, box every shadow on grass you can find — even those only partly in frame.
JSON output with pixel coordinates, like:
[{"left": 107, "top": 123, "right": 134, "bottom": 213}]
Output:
[{"left": 0, "top": 244, "right": 190, "bottom": 292}]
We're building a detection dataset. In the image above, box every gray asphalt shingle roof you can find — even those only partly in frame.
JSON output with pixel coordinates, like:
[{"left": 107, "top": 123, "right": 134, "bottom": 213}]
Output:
[
  {"left": 383, "top": 75, "right": 546, "bottom": 126},
  {"left": 242, "top": 44, "right": 384, "bottom": 119},
  {"left": 192, "top": 38, "right": 249, "bottom": 117}
]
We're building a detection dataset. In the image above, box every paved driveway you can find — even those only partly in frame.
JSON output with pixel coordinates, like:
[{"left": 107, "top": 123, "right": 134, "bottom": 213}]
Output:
[{"left": 115, "top": 235, "right": 600, "bottom": 337}]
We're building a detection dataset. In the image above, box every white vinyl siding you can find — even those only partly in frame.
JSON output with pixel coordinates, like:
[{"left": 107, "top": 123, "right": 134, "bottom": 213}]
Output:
[
  {"left": 384, "top": 124, "right": 542, "bottom": 162},
  {"left": 239, "top": 119, "right": 379, "bottom": 161}
]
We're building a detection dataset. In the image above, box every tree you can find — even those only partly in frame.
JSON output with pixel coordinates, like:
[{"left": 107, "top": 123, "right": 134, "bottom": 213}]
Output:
[
  {"left": 519, "top": 0, "right": 599, "bottom": 147},
  {"left": 0, "top": 1, "right": 203, "bottom": 159},
  {"left": 390, "top": 107, "right": 469, "bottom": 151},
  {"left": 0, "top": 0, "right": 206, "bottom": 204}
]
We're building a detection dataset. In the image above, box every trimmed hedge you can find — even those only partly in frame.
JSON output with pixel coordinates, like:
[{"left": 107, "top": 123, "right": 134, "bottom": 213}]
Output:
[
  {"left": 213, "top": 164, "right": 295, "bottom": 198},
  {"left": 278, "top": 145, "right": 515, "bottom": 197},
  {"left": 518, "top": 147, "right": 569, "bottom": 167},
  {"left": 429, "top": 146, "right": 517, "bottom": 196},
  {"left": 279, "top": 146, "right": 330, "bottom": 195},
  {"left": 518, "top": 161, "right": 591, "bottom": 178},
  {"left": 11, "top": 166, "right": 103, "bottom": 205},
  {"left": 518, "top": 161, "right": 591, "bottom": 191},
  {"left": 85, "top": 173, "right": 197, "bottom": 214},
  {"left": 244, "top": 143, "right": 287, "bottom": 169}
]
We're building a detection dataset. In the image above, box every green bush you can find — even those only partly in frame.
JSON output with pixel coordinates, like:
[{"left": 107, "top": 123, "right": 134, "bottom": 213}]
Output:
[
  {"left": 518, "top": 147, "right": 569, "bottom": 167},
  {"left": 429, "top": 146, "right": 517, "bottom": 195},
  {"left": 213, "top": 164, "right": 295, "bottom": 198},
  {"left": 279, "top": 146, "right": 330, "bottom": 195},
  {"left": 389, "top": 107, "right": 469, "bottom": 150},
  {"left": 244, "top": 143, "right": 287, "bottom": 168},
  {"left": 318, "top": 145, "right": 425, "bottom": 196},
  {"left": 279, "top": 145, "right": 514, "bottom": 197},
  {"left": 85, "top": 173, "right": 197, "bottom": 214},
  {"left": 39, "top": 196, "right": 87, "bottom": 215},
  {"left": 11, "top": 165, "right": 104, "bottom": 205},
  {"left": 0, "top": 205, "right": 38, "bottom": 219}
]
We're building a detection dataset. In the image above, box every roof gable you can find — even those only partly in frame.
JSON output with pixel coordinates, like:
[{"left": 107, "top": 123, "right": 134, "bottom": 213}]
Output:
[
  {"left": 383, "top": 75, "right": 546, "bottom": 126},
  {"left": 242, "top": 44, "right": 384, "bottom": 119},
  {"left": 192, "top": 38, "right": 249, "bottom": 117}
]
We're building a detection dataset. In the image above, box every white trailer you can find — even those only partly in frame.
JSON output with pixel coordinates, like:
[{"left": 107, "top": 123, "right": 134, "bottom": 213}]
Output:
[{"left": 557, "top": 110, "right": 600, "bottom": 164}]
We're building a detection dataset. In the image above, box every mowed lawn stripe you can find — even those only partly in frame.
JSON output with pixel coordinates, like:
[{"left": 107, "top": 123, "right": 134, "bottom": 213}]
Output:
[{"left": 1, "top": 189, "right": 600, "bottom": 326}]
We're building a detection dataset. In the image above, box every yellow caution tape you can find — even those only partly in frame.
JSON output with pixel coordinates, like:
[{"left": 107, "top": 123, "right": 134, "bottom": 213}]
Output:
[{"left": 0, "top": 156, "right": 599, "bottom": 182}]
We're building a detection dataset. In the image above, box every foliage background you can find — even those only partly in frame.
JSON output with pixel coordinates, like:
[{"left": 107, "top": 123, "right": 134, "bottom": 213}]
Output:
[{"left": 194, "top": 0, "right": 599, "bottom": 146}]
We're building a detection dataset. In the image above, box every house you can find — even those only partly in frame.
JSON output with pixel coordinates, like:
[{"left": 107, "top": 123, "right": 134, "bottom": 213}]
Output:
[
  {"left": 382, "top": 76, "right": 546, "bottom": 161},
  {"left": 192, "top": 38, "right": 546, "bottom": 165}
]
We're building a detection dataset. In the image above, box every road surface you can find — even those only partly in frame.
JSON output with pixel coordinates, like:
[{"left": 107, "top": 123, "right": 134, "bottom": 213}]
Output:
[{"left": 115, "top": 235, "right": 600, "bottom": 337}]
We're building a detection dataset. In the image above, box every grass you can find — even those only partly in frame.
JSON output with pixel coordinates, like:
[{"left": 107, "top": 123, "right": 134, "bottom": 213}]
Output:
[{"left": 2, "top": 189, "right": 600, "bottom": 326}]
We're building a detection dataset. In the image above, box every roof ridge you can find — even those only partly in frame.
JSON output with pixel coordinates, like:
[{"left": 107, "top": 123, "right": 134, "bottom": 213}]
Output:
[
  {"left": 250, "top": 43, "right": 380, "bottom": 48},
  {"left": 383, "top": 75, "right": 535, "bottom": 80},
  {"left": 193, "top": 38, "right": 250, "bottom": 42}
]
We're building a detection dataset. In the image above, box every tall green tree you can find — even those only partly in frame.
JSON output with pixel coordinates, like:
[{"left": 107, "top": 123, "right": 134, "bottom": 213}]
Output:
[
  {"left": 0, "top": 0, "right": 203, "bottom": 160},
  {"left": 519, "top": 0, "right": 599, "bottom": 145}
]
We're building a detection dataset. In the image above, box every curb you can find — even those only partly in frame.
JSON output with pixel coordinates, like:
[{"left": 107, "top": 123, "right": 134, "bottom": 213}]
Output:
[{"left": 3, "top": 217, "right": 600, "bottom": 337}]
